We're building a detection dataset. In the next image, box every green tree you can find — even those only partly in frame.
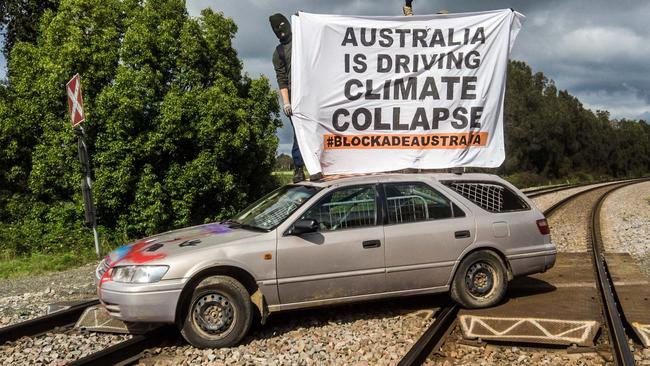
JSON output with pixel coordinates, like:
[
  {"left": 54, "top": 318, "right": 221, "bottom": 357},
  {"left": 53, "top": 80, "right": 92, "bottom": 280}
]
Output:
[
  {"left": 275, "top": 153, "right": 293, "bottom": 171},
  {"left": 92, "top": 4, "right": 280, "bottom": 238},
  {"left": 0, "top": 0, "right": 126, "bottom": 254},
  {"left": 0, "top": 0, "right": 60, "bottom": 57},
  {"left": 0, "top": 0, "right": 280, "bottom": 255},
  {"left": 502, "top": 60, "right": 649, "bottom": 183}
]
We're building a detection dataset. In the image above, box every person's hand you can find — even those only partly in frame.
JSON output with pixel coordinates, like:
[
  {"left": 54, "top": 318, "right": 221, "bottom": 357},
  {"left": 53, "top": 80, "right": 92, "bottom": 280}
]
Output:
[{"left": 283, "top": 103, "right": 293, "bottom": 117}]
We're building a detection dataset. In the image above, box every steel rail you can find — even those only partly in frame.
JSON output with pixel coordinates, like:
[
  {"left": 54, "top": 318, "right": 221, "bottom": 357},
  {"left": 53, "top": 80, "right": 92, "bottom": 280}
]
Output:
[
  {"left": 397, "top": 304, "right": 459, "bottom": 366},
  {"left": 525, "top": 178, "right": 640, "bottom": 199},
  {"left": 67, "top": 325, "right": 176, "bottom": 366},
  {"left": 527, "top": 179, "right": 623, "bottom": 199},
  {"left": 395, "top": 178, "right": 645, "bottom": 365},
  {"left": 543, "top": 179, "right": 643, "bottom": 365},
  {"left": 541, "top": 179, "right": 640, "bottom": 217},
  {"left": 523, "top": 183, "right": 573, "bottom": 196},
  {"left": 0, "top": 299, "right": 99, "bottom": 344},
  {"left": 3, "top": 178, "right": 644, "bottom": 363},
  {"left": 590, "top": 183, "right": 637, "bottom": 366}
]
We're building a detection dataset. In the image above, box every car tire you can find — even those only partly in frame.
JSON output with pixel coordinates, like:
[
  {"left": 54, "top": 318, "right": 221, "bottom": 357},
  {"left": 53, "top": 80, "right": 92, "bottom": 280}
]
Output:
[
  {"left": 450, "top": 250, "right": 508, "bottom": 309},
  {"left": 180, "top": 276, "right": 252, "bottom": 348}
]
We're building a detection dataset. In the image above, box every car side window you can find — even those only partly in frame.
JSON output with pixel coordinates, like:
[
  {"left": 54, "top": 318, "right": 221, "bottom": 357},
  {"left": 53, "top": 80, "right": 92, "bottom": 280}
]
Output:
[
  {"left": 384, "top": 182, "right": 453, "bottom": 224},
  {"left": 300, "top": 185, "right": 377, "bottom": 231}
]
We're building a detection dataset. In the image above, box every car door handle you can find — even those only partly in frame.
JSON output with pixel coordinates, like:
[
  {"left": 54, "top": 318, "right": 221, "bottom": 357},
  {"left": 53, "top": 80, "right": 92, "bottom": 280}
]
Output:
[
  {"left": 455, "top": 230, "right": 471, "bottom": 239},
  {"left": 362, "top": 240, "right": 381, "bottom": 249}
]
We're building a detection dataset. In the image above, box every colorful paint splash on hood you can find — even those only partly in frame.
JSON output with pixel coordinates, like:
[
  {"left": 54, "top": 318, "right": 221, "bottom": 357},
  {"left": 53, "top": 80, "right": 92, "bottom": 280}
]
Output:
[{"left": 100, "top": 223, "right": 234, "bottom": 287}]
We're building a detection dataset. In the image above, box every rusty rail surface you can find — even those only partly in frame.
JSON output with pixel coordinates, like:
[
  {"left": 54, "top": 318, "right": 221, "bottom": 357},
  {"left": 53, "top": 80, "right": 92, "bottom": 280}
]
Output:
[
  {"left": 397, "top": 178, "right": 646, "bottom": 365},
  {"left": 67, "top": 326, "right": 176, "bottom": 366},
  {"left": 0, "top": 299, "right": 98, "bottom": 344},
  {"left": 541, "top": 179, "right": 641, "bottom": 216},
  {"left": 397, "top": 304, "right": 459, "bottom": 366},
  {"left": 590, "top": 182, "right": 638, "bottom": 366}
]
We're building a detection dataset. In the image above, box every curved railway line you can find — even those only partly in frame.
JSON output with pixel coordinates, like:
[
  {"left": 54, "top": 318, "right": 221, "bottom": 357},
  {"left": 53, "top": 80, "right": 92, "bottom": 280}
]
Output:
[
  {"left": 399, "top": 178, "right": 647, "bottom": 366},
  {"left": 0, "top": 178, "right": 646, "bottom": 365}
]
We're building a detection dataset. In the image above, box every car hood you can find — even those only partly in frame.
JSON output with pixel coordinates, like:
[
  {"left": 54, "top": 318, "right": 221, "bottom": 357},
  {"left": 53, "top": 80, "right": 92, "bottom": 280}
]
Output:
[{"left": 105, "top": 223, "right": 263, "bottom": 266}]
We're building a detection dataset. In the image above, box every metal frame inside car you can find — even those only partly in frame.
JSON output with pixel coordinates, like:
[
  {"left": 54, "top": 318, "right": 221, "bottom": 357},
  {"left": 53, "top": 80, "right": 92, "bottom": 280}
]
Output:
[{"left": 281, "top": 176, "right": 475, "bottom": 237}]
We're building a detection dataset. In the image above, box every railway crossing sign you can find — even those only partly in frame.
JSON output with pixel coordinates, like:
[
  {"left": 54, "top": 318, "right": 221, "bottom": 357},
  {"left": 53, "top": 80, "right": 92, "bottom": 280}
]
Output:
[
  {"left": 65, "top": 73, "right": 100, "bottom": 257},
  {"left": 66, "top": 73, "right": 85, "bottom": 127}
]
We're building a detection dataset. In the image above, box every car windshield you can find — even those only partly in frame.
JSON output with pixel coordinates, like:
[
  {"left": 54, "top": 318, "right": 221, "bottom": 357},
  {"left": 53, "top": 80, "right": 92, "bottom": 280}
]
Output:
[{"left": 229, "top": 185, "right": 321, "bottom": 231}]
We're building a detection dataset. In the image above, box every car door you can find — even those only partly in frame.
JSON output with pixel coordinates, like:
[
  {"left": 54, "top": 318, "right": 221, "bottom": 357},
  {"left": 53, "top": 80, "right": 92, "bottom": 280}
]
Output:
[
  {"left": 382, "top": 181, "right": 475, "bottom": 292},
  {"left": 276, "top": 184, "right": 386, "bottom": 304}
]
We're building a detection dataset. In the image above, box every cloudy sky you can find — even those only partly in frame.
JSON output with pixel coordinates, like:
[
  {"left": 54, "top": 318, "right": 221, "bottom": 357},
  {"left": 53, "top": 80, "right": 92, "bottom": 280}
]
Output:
[
  {"left": 185, "top": 0, "right": 650, "bottom": 154},
  {"left": 2, "top": 1, "right": 649, "bottom": 154}
]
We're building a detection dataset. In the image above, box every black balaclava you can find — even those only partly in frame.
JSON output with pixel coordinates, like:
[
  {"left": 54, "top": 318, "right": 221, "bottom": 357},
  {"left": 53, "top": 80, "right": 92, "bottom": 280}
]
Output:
[{"left": 269, "top": 13, "right": 292, "bottom": 44}]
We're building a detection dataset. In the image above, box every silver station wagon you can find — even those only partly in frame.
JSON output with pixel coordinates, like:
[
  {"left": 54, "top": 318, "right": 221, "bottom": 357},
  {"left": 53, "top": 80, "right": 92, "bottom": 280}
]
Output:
[{"left": 96, "top": 173, "right": 556, "bottom": 348}]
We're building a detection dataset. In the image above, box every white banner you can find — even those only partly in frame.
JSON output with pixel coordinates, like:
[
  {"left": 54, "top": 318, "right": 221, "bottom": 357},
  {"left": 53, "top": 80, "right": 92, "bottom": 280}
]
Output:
[{"left": 291, "top": 9, "right": 525, "bottom": 175}]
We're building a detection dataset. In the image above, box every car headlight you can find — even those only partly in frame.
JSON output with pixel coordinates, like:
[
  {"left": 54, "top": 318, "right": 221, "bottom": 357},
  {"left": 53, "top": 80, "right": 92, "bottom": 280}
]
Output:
[
  {"left": 96, "top": 258, "right": 110, "bottom": 279},
  {"left": 110, "top": 265, "right": 169, "bottom": 283}
]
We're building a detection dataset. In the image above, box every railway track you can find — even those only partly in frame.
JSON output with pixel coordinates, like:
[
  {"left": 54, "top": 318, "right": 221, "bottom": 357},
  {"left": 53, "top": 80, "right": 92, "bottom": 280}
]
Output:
[
  {"left": 521, "top": 179, "right": 610, "bottom": 198},
  {"left": 524, "top": 178, "right": 630, "bottom": 199},
  {"left": 522, "top": 182, "right": 574, "bottom": 197},
  {"left": 0, "top": 299, "right": 98, "bottom": 344},
  {"left": 590, "top": 184, "right": 635, "bottom": 366},
  {"left": 0, "top": 298, "right": 172, "bottom": 365},
  {"left": 67, "top": 326, "right": 175, "bottom": 366},
  {"left": 0, "top": 178, "right": 644, "bottom": 365},
  {"left": 398, "top": 179, "right": 646, "bottom": 366}
]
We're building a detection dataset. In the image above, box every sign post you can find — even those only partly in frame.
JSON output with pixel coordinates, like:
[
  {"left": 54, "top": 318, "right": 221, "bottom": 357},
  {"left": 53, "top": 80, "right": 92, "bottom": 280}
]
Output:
[{"left": 66, "top": 74, "right": 101, "bottom": 257}]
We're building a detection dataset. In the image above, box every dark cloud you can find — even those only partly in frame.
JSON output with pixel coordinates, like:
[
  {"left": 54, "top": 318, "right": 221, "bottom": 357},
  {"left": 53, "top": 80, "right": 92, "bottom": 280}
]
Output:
[
  {"left": 188, "top": 0, "right": 650, "bottom": 154},
  {"left": 638, "top": 111, "right": 650, "bottom": 121},
  {"left": 1, "top": 2, "right": 647, "bottom": 152}
]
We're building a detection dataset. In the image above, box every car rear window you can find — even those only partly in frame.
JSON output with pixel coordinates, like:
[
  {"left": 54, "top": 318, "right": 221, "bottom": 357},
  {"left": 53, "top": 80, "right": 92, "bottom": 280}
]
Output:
[{"left": 442, "top": 181, "right": 529, "bottom": 213}]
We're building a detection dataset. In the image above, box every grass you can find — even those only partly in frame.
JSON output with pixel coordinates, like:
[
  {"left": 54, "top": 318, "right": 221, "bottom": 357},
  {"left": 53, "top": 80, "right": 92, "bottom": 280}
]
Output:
[
  {"left": 0, "top": 249, "right": 99, "bottom": 279},
  {"left": 273, "top": 170, "right": 295, "bottom": 186}
]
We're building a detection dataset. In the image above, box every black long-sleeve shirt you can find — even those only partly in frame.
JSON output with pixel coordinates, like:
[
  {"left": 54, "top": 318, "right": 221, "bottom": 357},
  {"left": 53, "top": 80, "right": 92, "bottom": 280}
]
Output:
[{"left": 272, "top": 41, "right": 292, "bottom": 90}]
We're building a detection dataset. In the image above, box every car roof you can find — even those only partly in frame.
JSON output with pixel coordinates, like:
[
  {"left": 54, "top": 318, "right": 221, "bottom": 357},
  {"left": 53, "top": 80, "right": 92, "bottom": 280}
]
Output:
[{"left": 297, "top": 172, "right": 509, "bottom": 188}]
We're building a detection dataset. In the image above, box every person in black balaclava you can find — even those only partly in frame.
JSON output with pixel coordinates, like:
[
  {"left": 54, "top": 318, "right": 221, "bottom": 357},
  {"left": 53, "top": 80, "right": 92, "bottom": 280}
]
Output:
[
  {"left": 403, "top": 0, "right": 414, "bottom": 15},
  {"left": 270, "top": 13, "right": 313, "bottom": 183}
]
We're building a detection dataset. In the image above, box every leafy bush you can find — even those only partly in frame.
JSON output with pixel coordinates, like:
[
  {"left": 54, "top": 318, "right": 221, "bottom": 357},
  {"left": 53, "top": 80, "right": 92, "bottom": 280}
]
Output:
[
  {"left": 0, "top": 1, "right": 649, "bottom": 266},
  {"left": 503, "top": 172, "right": 549, "bottom": 188},
  {"left": 0, "top": 0, "right": 280, "bottom": 257}
]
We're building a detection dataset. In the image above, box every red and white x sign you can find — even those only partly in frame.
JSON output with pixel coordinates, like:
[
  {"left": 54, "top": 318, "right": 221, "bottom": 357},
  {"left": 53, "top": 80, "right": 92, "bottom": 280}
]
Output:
[{"left": 66, "top": 73, "right": 85, "bottom": 127}]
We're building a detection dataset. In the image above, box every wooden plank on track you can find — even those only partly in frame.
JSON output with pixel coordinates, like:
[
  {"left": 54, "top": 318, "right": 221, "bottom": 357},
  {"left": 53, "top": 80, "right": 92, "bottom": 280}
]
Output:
[{"left": 459, "top": 253, "right": 602, "bottom": 346}]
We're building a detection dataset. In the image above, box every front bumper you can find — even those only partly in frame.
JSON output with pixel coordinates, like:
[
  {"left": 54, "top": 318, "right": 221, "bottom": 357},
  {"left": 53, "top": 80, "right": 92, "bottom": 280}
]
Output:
[{"left": 98, "top": 279, "right": 185, "bottom": 323}]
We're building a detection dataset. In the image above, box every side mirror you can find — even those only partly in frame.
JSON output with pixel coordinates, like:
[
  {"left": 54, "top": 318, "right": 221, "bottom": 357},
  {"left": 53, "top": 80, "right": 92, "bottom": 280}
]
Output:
[{"left": 291, "top": 219, "right": 319, "bottom": 235}]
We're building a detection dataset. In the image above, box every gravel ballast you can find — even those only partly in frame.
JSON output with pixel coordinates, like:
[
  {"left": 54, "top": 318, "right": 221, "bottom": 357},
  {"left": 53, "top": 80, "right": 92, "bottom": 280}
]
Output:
[
  {"left": 3, "top": 180, "right": 650, "bottom": 365},
  {"left": 429, "top": 181, "right": 650, "bottom": 366},
  {"left": 0, "top": 263, "right": 97, "bottom": 326},
  {"left": 544, "top": 186, "right": 620, "bottom": 253},
  {"left": 530, "top": 181, "right": 621, "bottom": 213},
  {"left": 140, "top": 299, "right": 437, "bottom": 366},
  {"left": 0, "top": 262, "right": 124, "bottom": 366},
  {"left": 0, "top": 329, "right": 131, "bottom": 366},
  {"left": 600, "top": 181, "right": 650, "bottom": 280}
]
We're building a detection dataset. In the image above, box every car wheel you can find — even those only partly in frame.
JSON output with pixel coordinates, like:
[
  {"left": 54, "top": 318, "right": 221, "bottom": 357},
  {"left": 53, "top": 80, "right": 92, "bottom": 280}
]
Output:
[
  {"left": 180, "top": 276, "right": 252, "bottom": 348},
  {"left": 450, "top": 250, "right": 508, "bottom": 309}
]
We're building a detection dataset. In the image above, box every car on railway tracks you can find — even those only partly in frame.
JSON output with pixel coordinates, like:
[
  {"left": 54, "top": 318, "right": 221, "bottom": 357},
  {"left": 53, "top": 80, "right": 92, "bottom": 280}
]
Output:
[{"left": 95, "top": 173, "right": 556, "bottom": 348}]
